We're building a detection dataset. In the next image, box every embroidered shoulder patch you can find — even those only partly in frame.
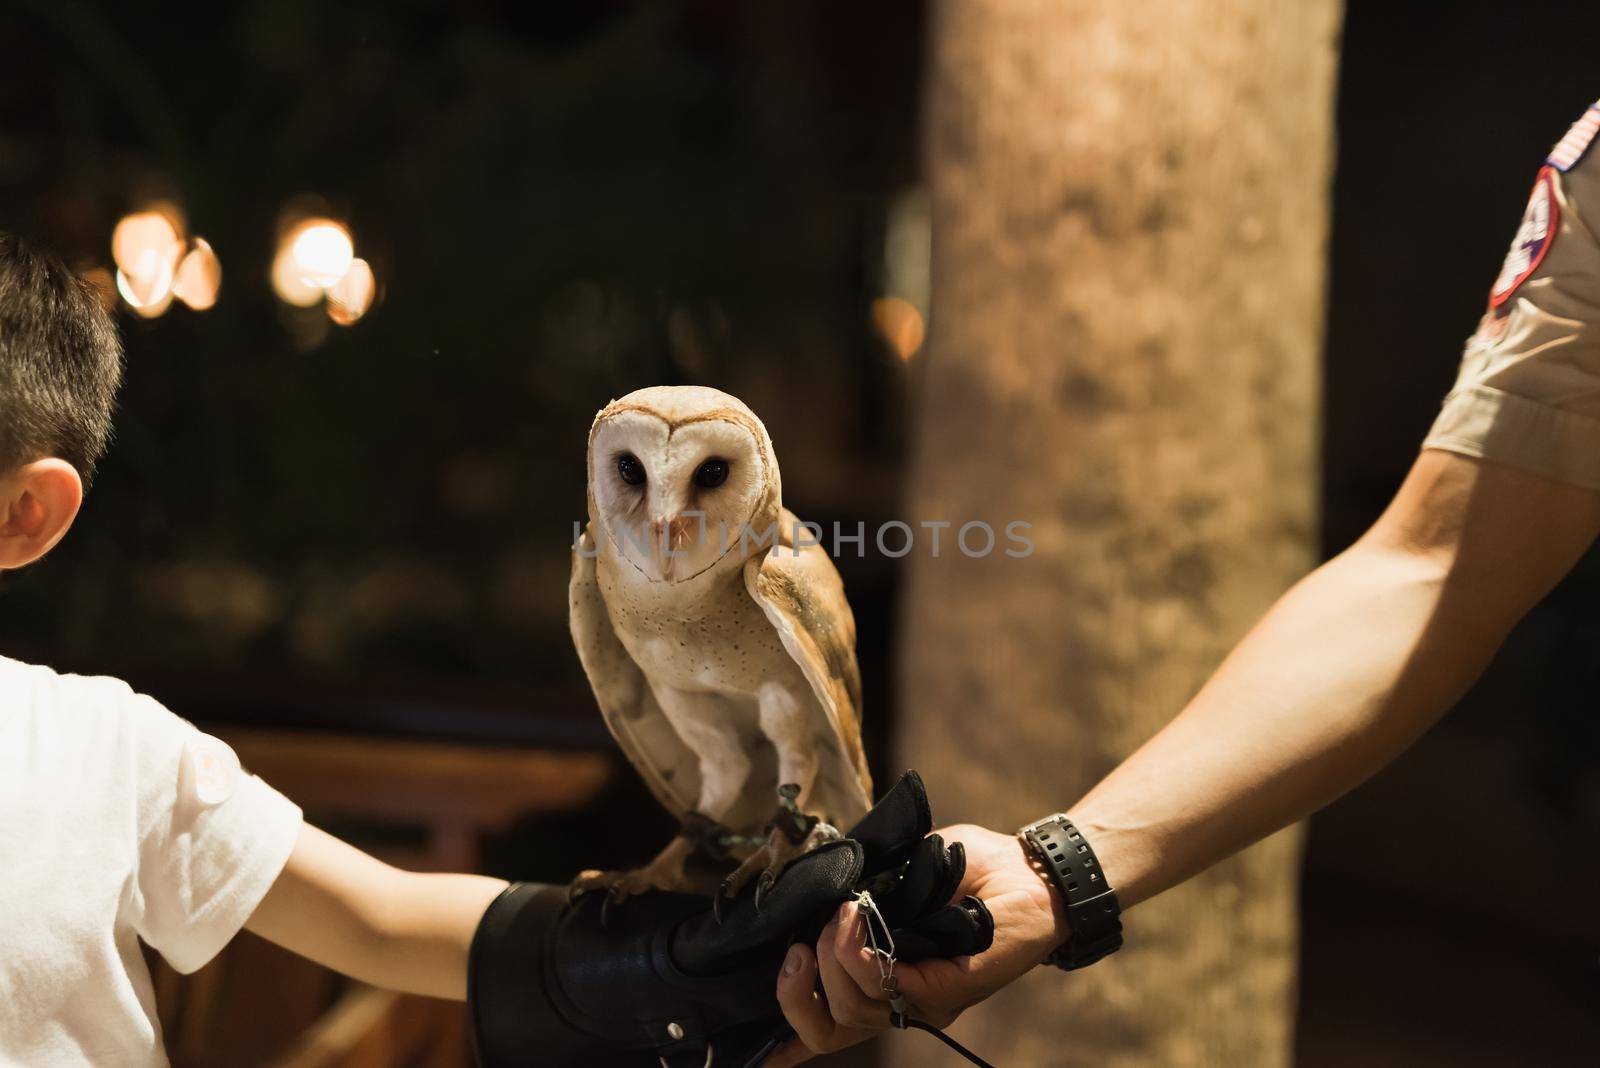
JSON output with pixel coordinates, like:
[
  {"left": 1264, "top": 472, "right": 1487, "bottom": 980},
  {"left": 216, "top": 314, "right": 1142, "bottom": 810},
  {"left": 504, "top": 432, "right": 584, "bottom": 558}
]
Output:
[
  {"left": 1548, "top": 101, "right": 1600, "bottom": 172},
  {"left": 1490, "top": 167, "right": 1559, "bottom": 309}
]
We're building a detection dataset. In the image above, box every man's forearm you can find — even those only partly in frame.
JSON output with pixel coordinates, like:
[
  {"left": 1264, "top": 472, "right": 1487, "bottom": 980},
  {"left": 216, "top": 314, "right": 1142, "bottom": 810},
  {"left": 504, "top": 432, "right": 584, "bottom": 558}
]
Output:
[
  {"left": 1069, "top": 540, "right": 1487, "bottom": 908},
  {"left": 1070, "top": 451, "right": 1600, "bottom": 909}
]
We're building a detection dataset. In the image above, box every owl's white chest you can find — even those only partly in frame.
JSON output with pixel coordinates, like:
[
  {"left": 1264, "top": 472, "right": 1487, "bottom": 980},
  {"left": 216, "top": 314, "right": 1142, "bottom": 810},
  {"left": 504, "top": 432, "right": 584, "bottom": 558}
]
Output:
[{"left": 598, "top": 559, "right": 794, "bottom": 696}]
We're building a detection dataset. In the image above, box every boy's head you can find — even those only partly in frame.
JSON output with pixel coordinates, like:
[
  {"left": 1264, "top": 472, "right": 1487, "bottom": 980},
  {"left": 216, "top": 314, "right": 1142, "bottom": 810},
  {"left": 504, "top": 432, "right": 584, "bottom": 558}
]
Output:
[{"left": 0, "top": 232, "right": 123, "bottom": 570}]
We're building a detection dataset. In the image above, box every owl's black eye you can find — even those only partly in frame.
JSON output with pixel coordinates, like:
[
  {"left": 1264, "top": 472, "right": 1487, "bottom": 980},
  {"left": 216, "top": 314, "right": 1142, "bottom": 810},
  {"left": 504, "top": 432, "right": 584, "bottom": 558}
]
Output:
[
  {"left": 693, "top": 458, "right": 730, "bottom": 489},
  {"left": 616, "top": 453, "right": 646, "bottom": 486}
]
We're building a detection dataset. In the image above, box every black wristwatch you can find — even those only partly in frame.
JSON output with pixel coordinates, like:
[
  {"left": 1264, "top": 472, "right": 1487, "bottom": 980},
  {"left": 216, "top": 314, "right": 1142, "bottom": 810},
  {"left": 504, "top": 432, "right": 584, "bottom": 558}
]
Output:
[{"left": 1018, "top": 814, "right": 1123, "bottom": 970}]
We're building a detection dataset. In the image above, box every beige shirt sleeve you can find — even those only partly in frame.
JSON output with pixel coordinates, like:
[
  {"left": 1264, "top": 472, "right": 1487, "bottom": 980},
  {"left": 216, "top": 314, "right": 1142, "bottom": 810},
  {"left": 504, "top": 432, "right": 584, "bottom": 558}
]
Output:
[{"left": 1425, "top": 99, "right": 1600, "bottom": 490}]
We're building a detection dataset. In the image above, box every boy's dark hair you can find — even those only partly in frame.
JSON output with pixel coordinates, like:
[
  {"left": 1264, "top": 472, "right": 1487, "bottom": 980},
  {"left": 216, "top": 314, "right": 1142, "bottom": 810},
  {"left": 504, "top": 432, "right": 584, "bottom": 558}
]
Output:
[{"left": 0, "top": 232, "right": 123, "bottom": 487}]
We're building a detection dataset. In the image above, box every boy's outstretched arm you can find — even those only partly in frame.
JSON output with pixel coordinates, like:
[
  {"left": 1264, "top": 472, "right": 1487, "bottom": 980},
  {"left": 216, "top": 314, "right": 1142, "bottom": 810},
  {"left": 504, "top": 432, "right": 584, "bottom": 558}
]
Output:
[{"left": 245, "top": 824, "right": 508, "bottom": 1001}]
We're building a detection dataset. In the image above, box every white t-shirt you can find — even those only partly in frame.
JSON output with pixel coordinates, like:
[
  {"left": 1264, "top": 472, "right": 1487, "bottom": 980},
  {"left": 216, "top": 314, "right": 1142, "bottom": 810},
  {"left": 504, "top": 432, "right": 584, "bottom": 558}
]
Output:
[{"left": 0, "top": 655, "right": 303, "bottom": 1066}]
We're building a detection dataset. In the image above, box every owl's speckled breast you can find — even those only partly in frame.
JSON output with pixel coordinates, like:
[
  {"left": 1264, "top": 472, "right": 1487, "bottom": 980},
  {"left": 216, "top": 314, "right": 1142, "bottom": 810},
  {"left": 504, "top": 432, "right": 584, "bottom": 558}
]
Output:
[{"left": 598, "top": 555, "right": 796, "bottom": 696}]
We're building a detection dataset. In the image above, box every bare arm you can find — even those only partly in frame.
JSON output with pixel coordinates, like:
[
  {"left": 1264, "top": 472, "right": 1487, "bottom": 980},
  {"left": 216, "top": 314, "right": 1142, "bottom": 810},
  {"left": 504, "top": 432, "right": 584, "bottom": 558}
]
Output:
[
  {"left": 774, "top": 448, "right": 1600, "bottom": 1061},
  {"left": 245, "top": 823, "right": 508, "bottom": 1001},
  {"left": 1073, "top": 448, "right": 1600, "bottom": 906}
]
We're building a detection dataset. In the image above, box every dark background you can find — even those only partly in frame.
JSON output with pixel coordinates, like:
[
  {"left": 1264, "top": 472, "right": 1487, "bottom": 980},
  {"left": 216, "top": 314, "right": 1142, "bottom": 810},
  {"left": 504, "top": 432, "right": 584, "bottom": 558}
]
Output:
[{"left": 0, "top": 1, "right": 1595, "bottom": 1063}]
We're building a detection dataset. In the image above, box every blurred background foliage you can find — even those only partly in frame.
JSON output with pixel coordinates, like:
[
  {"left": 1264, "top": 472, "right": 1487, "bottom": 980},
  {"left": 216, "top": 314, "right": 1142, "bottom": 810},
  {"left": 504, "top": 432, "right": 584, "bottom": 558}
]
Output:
[{"left": 0, "top": 0, "right": 920, "bottom": 706}]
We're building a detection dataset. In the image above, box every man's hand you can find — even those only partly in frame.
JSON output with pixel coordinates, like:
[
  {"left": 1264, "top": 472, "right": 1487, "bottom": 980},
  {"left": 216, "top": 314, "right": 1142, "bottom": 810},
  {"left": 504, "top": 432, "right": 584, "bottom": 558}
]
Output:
[{"left": 770, "top": 823, "right": 1066, "bottom": 1065}]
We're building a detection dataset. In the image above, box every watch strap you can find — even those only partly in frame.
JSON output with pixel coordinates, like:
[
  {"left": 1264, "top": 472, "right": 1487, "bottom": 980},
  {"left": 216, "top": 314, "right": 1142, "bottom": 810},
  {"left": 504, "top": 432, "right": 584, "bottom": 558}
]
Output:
[{"left": 1018, "top": 814, "right": 1123, "bottom": 970}]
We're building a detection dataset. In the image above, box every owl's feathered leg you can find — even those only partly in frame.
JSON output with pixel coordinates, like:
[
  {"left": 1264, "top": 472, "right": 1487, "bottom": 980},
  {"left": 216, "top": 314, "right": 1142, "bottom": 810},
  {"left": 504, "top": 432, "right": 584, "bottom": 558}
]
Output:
[
  {"left": 715, "top": 784, "right": 840, "bottom": 919},
  {"left": 715, "top": 683, "right": 838, "bottom": 918},
  {"left": 572, "top": 688, "right": 755, "bottom": 909}
]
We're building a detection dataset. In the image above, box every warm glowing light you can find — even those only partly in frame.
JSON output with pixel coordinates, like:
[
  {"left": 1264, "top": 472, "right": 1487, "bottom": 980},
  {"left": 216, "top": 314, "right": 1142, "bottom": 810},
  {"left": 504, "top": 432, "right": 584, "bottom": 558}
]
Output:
[
  {"left": 271, "top": 245, "right": 324, "bottom": 307},
  {"left": 111, "top": 210, "right": 181, "bottom": 276},
  {"left": 173, "top": 238, "right": 222, "bottom": 311},
  {"left": 111, "top": 209, "right": 183, "bottom": 316},
  {"left": 871, "top": 296, "right": 925, "bottom": 360},
  {"left": 116, "top": 248, "right": 176, "bottom": 310},
  {"left": 289, "top": 220, "right": 354, "bottom": 287},
  {"left": 326, "top": 258, "right": 375, "bottom": 326},
  {"left": 116, "top": 266, "right": 174, "bottom": 318}
]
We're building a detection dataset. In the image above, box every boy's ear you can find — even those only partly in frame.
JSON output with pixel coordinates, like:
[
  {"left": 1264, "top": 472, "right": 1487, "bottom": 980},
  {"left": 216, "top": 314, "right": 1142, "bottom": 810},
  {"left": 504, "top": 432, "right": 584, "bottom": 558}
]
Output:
[{"left": 0, "top": 459, "right": 84, "bottom": 570}]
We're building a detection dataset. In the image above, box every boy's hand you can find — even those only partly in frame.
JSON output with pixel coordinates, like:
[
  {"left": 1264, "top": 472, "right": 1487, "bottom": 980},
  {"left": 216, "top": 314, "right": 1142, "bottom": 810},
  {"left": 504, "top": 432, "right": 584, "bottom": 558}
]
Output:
[{"left": 770, "top": 823, "right": 1067, "bottom": 1064}]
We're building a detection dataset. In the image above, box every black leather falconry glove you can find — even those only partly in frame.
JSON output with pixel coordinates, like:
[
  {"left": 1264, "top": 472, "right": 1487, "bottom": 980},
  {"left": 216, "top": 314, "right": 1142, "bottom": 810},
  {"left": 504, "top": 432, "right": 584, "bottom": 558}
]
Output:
[
  {"left": 838, "top": 769, "right": 993, "bottom": 966},
  {"left": 468, "top": 771, "right": 994, "bottom": 1068}
]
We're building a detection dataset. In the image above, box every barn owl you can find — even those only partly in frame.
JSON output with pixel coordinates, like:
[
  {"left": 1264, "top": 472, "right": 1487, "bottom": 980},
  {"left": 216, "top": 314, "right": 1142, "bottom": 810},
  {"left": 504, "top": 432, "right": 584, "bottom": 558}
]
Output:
[{"left": 569, "top": 385, "right": 872, "bottom": 911}]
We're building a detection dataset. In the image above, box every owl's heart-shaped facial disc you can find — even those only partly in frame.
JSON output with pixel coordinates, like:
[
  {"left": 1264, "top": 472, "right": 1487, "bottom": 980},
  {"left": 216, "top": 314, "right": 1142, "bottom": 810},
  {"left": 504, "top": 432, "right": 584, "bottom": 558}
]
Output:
[{"left": 589, "top": 389, "right": 773, "bottom": 583}]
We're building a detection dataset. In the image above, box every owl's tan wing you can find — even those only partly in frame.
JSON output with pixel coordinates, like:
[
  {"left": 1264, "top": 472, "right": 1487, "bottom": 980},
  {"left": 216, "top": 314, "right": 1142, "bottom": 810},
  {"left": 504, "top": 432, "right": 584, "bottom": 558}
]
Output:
[
  {"left": 569, "top": 521, "right": 700, "bottom": 821},
  {"left": 743, "top": 509, "right": 873, "bottom": 823}
]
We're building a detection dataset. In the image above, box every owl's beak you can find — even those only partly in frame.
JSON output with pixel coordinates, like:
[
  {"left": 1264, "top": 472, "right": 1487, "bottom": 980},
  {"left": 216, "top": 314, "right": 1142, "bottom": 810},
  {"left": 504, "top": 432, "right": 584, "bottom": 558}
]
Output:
[{"left": 648, "top": 514, "right": 701, "bottom": 578}]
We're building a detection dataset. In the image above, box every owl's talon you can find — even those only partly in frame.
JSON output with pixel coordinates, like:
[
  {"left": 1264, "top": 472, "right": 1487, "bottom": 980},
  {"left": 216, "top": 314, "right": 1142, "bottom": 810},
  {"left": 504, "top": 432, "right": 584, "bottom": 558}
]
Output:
[
  {"left": 753, "top": 869, "right": 778, "bottom": 913},
  {"left": 715, "top": 808, "right": 825, "bottom": 921},
  {"left": 712, "top": 881, "right": 735, "bottom": 925},
  {"left": 567, "top": 832, "right": 714, "bottom": 912},
  {"left": 567, "top": 868, "right": 609, "bottom": 906}
]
